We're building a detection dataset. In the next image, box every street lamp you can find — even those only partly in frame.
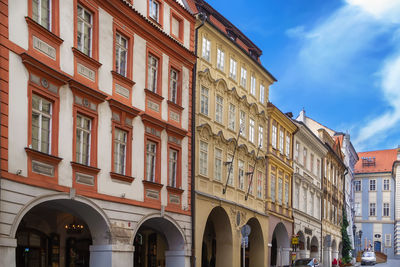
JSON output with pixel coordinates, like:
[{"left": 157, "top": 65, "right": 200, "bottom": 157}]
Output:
[
  {"left": 358, "top": 230, "right": 363, "bottom": 252},
  {"left": 352, "top": 225, "right": 357, "bottom": 255}
]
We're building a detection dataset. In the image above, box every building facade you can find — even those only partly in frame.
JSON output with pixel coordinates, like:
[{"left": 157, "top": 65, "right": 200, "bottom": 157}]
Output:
[
  {"left": 335, "top": 133, "right": 358, "bottom": 252},
  {"left": 186, "top": 0, "right": 276, "bottom": 266},
  {"left": 266, "top": 103, "right": 297, "bottom": 267},
  {"left": 297, "top": 111, "right": 345, "bottom": 267},
  {"left": 354, "top": 149, "right": 400, "bottom": 259},
  {"left": 292, "top": 120, "right": 328, "bottom": 262},
  {"left": 0, "top": 0, "right": 196, "bottom": 266}
]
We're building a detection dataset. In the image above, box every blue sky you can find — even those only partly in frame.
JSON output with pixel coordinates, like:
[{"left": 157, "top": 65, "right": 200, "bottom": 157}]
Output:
[{"left": 204, "top": 0, "right": 400, "bottom": 152}]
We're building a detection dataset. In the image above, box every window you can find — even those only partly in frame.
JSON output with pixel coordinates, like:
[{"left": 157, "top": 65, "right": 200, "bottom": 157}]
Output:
[
  {"left": 272, "top": 125, "right": 277, "bottom": 149},
  {"left": 31, "top": 94, "right": 52, "bottom": 153},
  {"left": 199, "top": 141, "right": 208, "bottom": 176},
  {"left": 170, "top": 68, "right": 179, "bottom": 104},
  {"left": 383, "top": 203, "right": 390, "bottom": 217},
  {"left": 226, "top": 154, "right": 233, "bottom": 185},
  {"left": 310, "top": 154, "right": 314, "bottom": 173},
  {"left": 303, "top": 148, "right": 308, "bottom": 168},
  {"left": 115, "top": 33, "right": 128, "bottom": 77},
  {"left": 257, "top": 171, "right": 262, "bottom": 198},
  {"left": 369, "top": 203, "right": 376, "bottom": 216},
  {"left": 229, "top": 58, "right": 237, "bottom": 79},
  {"left": 240, "top": 67, "right": 247, "bottom": 87},
  {"left": 149, "top": 0, "right": 160, "bottom": 22},
  {"left": 249, "top": 119, "right": 255, "bottom": 143},
  {"left": 202, "top": 37, "right": 210, "bottom": 61},
  {"left": 285, "top": 181, "right": 289, "bottom": 206},
  {"left": 317, "top": 159, "right": 321, "bottom": 178},
  {"left": 76, "top": 114, "right": 92, "bottom": 165},
  {"left": 258, "top": 126, "right": 263, "bottom": 148},
  {"left": 369, "top": 179, "right": 376, "bottom": 191},
  {"left": 270, "top": 173, "right": 276, "bottom": 201},
  {"left": 146, "top": 141, "right": 157, "bottom": 182},
  {"left": 113, "top": 128, "right": 127, "bottom": 175},
  {"left": 278, "top": 178, "right": 283, "bottom": 205},
  {"left": 285, "top": 135, "right": 290, "bottom": 158},
  {"left": 214, "top": 148, "right": 222, "bottom": 181},
  {"left": 215, "top": 95, "right": 223, "bottom": 123},
  {"left": 217, "top": 48, "right": 224, "bottom": 70},
  {"left": 200, "top": 87, "right": 209, "bottom": 115},
  {"left": 248, "top": 165, "right": 254, "bottom": 194},
  {"left": 171, "top": 14, "right": 182, "bottom": 40},
  {"left": 279, "top": 130, "right": 284, "bottom": 154},
  {"left": 354, "top": 180, "right": 361, "bottom": 191},
  {"left": 77, "top": 5, "right": 93, "bottom": 56},
  {"left": 385, "top": 234, "right": 391, "bottom": 247},
  {"left": 384, "top": 179, "right": 390, "bottom": 191},
  {"left": 295, "top": 142, "right": 299, "bottom": 161},
  {"left": 238, "top": 160, "right": 244, "bottom": 190},
  {"left": 354, "top": 202, "right": 361, "bottom": 216},
  {"left": 32, "top": 0, "right": 51, "bottom": 30},
  {"left": 147, "top": 54, "right": 159, "bottom": 93},
  {"left": 239, "top": 111, "right": 246, "bottom": 136},
  {"left": 168, "top": 148, "right": 178, "bottom": 187},
  {"left": 250, "top": 76, "right": 256, "bottom": 95},
  {"left": 228, "top": 104, "right": 236, "bottom": 131},
  {"left": 259, "top": 84, "right": 265, "bottom": 103}
]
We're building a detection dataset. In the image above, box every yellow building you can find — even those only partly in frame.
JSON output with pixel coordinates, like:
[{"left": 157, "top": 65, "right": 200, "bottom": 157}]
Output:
[
  {"left": 187, "top": 0, "right": 276, "bottom": 266},
  {"left": 266, "top": 103, "right": 297, "bottom": 267}
]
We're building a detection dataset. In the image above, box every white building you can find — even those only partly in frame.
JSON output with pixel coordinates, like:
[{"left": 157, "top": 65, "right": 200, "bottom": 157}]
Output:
[
  {"left": 292, "top": 120, "right": 328, "bottom": 262},
  {"left": 0, "top": 0, "right": 196, "bottom": 266}
]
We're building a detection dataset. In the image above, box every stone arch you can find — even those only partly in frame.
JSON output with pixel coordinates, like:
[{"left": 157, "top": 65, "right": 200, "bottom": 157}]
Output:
[
  {"left": 311, "top": 236, "right": 319, "bottom": 259},
  {"left": 133, "top": 214, "right": 187, "bottom": 267},
  {"left": 201, "top": 206, "right": 233, "bottom": 267},
  {"left": 271, "top": 222, "right": 290, "bottom": 267},
  {"left": 11, "top": 193, "right": 111, "bottom": 245},
  {"left": 245, "top": 217, "right": 264, "bottom": 267}
]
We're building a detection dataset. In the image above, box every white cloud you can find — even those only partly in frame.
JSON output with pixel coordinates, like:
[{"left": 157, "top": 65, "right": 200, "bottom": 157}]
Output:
[
  {"left": 285, "top": 25, "right": 306, "bottom": 39},
  {"left": 354, "top": 52, "right": 400, "bottom": 150},
  {"left": 346, "top": 0, "right": 400, "bottom": 23}
]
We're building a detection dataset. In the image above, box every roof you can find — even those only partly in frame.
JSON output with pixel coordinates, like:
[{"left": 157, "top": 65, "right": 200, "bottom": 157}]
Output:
[{"left": 354, "top": 149, "right": 398, "bottom": 174}]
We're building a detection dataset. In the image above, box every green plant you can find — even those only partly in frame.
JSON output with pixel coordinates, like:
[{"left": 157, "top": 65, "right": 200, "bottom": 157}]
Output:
[{"left": 341, "top": 209, "right": 352, "bottom": 263}]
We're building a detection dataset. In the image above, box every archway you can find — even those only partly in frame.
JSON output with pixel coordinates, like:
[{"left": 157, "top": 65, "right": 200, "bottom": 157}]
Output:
[
  {"left": 133, "top": 216, "right": 186, "bottom": 267},
  {"left": 14, "top": 197, "right": 111, "bottom": 267},
  {"left": 201, "top": 207, "right": 233, "bottom": 267},
  {"left": 310, "top": 236, "right": 319, "bottom": 259},
  {"left": 332, "top": 239, "right": 338, "bottom": 262},
  {"left": 241, "top": 217, "right": 264, "bottom": 267},
  {"left": 297, "top": 231, "right": 306, "bottom": 259},
  {"left": 270, "top": 223, "right": 290, "bottom": 267}
]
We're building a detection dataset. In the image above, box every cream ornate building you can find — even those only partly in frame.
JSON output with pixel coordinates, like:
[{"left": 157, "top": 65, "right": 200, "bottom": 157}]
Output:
[
  {"left": 297, "top": 111, "right": 346, "bottom": 267},
  {"left": 186, "top": 0, "right": 276, "bottom": 266},
  {"left": 292, "top": 120, "right": 328, "bottom": 261}
]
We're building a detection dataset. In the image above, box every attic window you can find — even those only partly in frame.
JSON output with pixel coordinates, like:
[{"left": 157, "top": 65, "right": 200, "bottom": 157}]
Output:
[
  {"left": 226, "top": 29, "right": 237, "bottom": 41},
  {"left": 361, "top": 157, "right": 375, "bottom": 167}
]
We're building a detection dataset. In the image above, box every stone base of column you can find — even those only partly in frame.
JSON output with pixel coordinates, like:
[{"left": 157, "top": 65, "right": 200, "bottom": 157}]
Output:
[
  {"left": 165, "top": 250, "right": 190, "bottom": 267},
  {"left": 0, "top": 237, "right": 17, "bottom": 267},
  {"left": 90, "top": 244, "right": 134, "bottom": 267}
]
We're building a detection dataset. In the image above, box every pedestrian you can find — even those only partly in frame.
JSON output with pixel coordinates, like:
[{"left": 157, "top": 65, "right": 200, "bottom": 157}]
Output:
[{"left": 332, "top": 258, "right": 338, "bottom": 267}]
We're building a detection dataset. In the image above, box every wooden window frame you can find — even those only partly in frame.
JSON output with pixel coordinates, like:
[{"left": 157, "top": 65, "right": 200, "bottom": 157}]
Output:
[
  {"left": 147, "top": 0, "right": 164, "bottom": 27},
  {"left": 28, "top": 0, "right": 59, "bottom": 34}
]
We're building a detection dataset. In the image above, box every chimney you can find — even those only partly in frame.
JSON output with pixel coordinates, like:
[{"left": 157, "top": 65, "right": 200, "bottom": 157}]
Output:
[{"left": 298, "top": 108, "right": 305, "bottom": 122}]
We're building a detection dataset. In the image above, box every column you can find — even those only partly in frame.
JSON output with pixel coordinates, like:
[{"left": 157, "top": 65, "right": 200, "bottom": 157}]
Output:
[
  {"left": 0, "top": 237, "right": 17, "bottom": 267},
  {"left": 165, "top": 250, "right": 189, "bottom": 267},
  {"left": 90, "top": 244, "right": 134, "bottom": 267},
  {"left": 323, "top": 246, "right": 331, "bottom": 267},
  {"left": 281, "top": 247, "right": 291, "bottom": 267}
]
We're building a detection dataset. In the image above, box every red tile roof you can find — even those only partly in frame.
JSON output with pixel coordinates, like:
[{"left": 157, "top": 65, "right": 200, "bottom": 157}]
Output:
[{"left": 354, "top": 149, "right": 398, "bottom": 174}]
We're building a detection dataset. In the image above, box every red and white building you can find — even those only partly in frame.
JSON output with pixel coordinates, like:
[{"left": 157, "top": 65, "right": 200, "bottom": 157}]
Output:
[{"left": 0, "top": 0, "right": 196, "bottom": 266}]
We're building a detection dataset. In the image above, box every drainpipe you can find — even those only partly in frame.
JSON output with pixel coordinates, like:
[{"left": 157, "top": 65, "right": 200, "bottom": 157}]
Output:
[{"left": 191, "top": 12, "right": 207, "bottom": 267}]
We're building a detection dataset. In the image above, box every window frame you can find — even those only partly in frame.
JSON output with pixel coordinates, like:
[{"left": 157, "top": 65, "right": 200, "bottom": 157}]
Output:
[
  {"left": 148, "top": 0, "right": 163, "bottom": 25},
  {"left": 257, "top": 170, "right": 263, "bottom": 198},
  {"left": 167, "top": 145, "right": 181, "bottom": 188},
  {"left": 202, "top": 37, "right": 211, "bottom": 61},
  {"left": 168, "top": 64, "right": 182, "bottom": 105},
  {"left": 200, "top": 86, "right": 209, "bottom": 116},
  {"left": 199, "top": 140, "right": 208, "bottom": 176},
  {"left": 354, "top": 180, "right": 361, "bottom": 191},
  {"left": 259, "top": 83, "right": 265, "bottom": 103},
  {"left": 76, "top": 4, "right": 94, "bottom": 57},
  {"left": 214, "top": 147, "right": 223, "bottom": 181},
  {"left": 215, "top": 95, "right": 223, "bottom": 124},
  {"left": 28, "top": 0, "right": 59, "bottom": 34},
  {"left": 170, "top": 10, "right": 183, "bottom": 42},
  {"left": 147, "top": 52, "right": 161, "bottom": 94},
  {"left": 258, "top": 125, "right": 263, "bottom": 148},
  {"left": 238, "top": 159, "right": 245, "bottom": 190},
  {"left": 249, "top": 118, "right": 255, "bottom": 143},
  {"left": 228, "top": 103, "right": 236, "bottom": 131},
  {"left": 285, "top": 134, "right": 290, "bottom": 158},
  {"left": 279, "top": 129, "right": 284, "bottom": 154},
  {"left": 271, "top": 124, "right": 277, "bottom": 149},
  {"left": 369, "top": 179, "right": 376, "bottom": 191},
  {"left": 383, "top": 202, "right": 390, "bottom": 217},
  {"left": 239, "top": 110, "right": 246, "bottom": 137},
  {"left": 270, "top": 172, "right": 276, "bottom": 202},
  {"left": 369, "top": 202, "right": 376, "bottom": 216},
  {"left": 383, "top": 179, "right": 390, "bottom": 191},
  {"left": 240, "top": 67, "right": 247, "bottom": 88},
  {"left": 217, "top": 48, "right": 225, "bottom": 71},
  {"left": 250, "top": 75, "right": 256, "bottom": 96},
  {"left": 229, "top": 58, "right": 237, "bottom": 80}
]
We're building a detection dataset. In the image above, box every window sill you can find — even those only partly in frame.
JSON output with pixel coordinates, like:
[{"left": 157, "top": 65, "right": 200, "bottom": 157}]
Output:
[
  {"left": 25, "top": 16, "right": 63, "bottom": 45},
  {"left": 110, "top": 172, "right": 135, "bottom": 183},
  {"left": 72, "top": 47, "right": 102, "bottom": 68},
  {"left": 111, "top": 70, "right": 135, "bottom": 88},
  {"left": 72, "top": 47, "right": 101, "bottom": 87},
  {"left": 70, "top": 161, "right": 100, "bottom": 174},
  {"left": 166, "top": 186, "right": 184, "bottom": 194},
  {"left": 25, "top": 147, "right": 63, "bottom": 165}
]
